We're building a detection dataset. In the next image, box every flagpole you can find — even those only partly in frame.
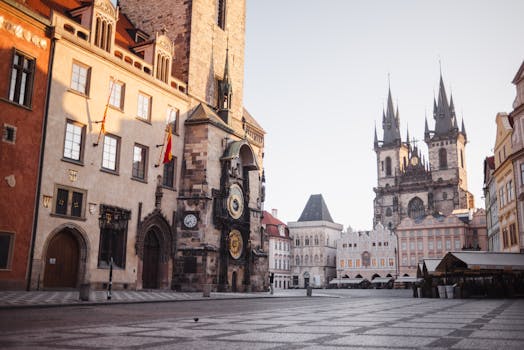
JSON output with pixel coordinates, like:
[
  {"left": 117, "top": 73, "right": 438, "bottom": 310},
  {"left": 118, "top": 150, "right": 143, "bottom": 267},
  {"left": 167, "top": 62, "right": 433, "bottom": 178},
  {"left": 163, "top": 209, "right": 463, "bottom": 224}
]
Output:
[
  {"left": 155, "top": 125, "right": 169, "bottom": 167},
  {"left": 94, "top": 78, "right": 115, "bottom": 146}
]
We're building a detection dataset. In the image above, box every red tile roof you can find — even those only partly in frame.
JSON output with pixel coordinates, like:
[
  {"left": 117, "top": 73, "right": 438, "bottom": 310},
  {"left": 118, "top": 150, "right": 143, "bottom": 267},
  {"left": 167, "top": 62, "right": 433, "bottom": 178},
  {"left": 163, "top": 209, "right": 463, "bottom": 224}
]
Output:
[{"left": 262, "top": 211, "right": 290, "bottom": 239}]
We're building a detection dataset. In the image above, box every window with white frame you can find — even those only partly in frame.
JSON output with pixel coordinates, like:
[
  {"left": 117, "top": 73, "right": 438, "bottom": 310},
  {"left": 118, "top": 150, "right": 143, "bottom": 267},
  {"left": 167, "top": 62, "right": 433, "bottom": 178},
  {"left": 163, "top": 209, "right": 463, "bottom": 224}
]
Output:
[
  {"left": 132, "top": 144, "right": 148, "bottom": 180},
  {"left": 9, "top": 50, "right": 35, "bottom": 107},
  {"left": 63, "top": 120, "right": 85, "bottom": 162},
  {"left": 445, "top": 240, "right": 451, "bottom": 250},
  {"left": 109, "top": 81, "right": 124, "bottom": 109},
  {"left": 70, "top": 62, "right": 90, "bottom": 95},
  {"left": 401, "top": 241, "right": 407, "bottom": 250},
  {"left": 454, "top": 239, "right": 461, "bottom": 250},
  {"left": 507, "top": 180, "right": 513, "bottom": 201},
  {"left": 417, "top": 241, "right": 423, "bottom": 250},
  {"left": 428, "top": 240, "right": 434, "bottom": 250},
  {"left": 137, "top": 92, "right": 151, "bottom": 120},
  {"left": 437, "top": 240, "right": 442, "bottom": 250},
  {"left": 102, "top": 134, "right": 119, "bottom": 172},
  {"left": 166, "top": 107, "right": 179, "bottom": 134}
]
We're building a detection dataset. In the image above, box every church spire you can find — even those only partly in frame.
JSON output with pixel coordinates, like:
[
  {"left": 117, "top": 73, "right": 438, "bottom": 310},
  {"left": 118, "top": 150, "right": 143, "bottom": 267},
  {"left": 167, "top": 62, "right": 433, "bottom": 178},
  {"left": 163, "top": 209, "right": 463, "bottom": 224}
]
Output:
[
  {"left": 374, "top": 123, "right": 379, "bottom": 148},
  {"left": 381, "top": 87, "right": 402, "bottom": 147},
  {"left": 217, "top": 44, "right": 232, "bottom": 124},
  {"left": 433, "top": 73, "right": 455, "bottom": 136}
]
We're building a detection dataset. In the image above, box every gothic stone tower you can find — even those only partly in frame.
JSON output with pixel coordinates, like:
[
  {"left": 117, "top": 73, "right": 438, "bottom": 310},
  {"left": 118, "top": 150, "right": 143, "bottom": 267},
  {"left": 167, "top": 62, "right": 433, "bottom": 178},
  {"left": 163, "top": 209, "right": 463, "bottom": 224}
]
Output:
[
  {"left": 119, "top": 0, "right": 267, "bottom": 292},
  {"left": 373, "top": 75, "right": 473, "bottom": 230},
  {"left": 424, "top": 75, "right": 472, "bottom": 213}
]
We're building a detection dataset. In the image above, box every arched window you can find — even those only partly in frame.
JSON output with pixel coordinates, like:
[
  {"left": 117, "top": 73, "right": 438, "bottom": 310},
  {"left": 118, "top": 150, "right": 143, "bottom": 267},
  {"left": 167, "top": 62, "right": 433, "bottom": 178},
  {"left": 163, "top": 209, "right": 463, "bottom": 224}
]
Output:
[
  {"left": 305, "top": 255, "right": 309, "bottom": 265},
  {"left": 408, "top": 197, "right": 425, "bottom": 219},
  {"left": 385, "top": 157, "right": 392, "bottom": 176},
  {"left": 314, "top": 235, "right": 319, "bottom": 245},
  {"left": 314, "top": 255, "right": 319, "bottom": 263},
  {"left": 305, "top": 237, "right": 310, "bottom": 245},
  {"left": 386, "top": 208, "right": 392, "bottom": 217},
  {"left": 295, "top": 256, "right": 300, "bottom": 265},
  {"left": 439, "top": 148, "right": 447, "bottom": 169}
]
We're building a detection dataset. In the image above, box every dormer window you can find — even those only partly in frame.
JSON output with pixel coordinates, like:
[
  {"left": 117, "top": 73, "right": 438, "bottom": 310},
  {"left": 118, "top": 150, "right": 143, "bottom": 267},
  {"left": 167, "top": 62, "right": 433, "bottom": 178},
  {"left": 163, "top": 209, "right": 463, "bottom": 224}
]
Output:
[
  {"left": 217, "top": 0, "right": 227, "bottom": 29},
  {"left": 94, "top": 16, "right": 113, "bottom": 52},
  {"left": 156, "top": 54, "right": 170, "bottom": 83}
]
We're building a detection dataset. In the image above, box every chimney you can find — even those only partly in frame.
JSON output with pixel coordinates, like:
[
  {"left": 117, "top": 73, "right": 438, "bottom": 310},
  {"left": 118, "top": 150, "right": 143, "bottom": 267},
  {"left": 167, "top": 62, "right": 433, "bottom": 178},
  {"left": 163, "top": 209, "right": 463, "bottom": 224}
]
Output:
[{"left": 271, "top": 208, "right": 278, "bottom": 218}]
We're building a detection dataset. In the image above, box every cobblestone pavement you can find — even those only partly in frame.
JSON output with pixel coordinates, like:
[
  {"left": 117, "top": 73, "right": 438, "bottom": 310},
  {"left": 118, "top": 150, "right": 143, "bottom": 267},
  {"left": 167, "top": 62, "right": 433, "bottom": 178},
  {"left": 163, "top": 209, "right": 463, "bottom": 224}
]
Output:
[{"left": 1, "top": 292, "right": 524, "bottom": 349}]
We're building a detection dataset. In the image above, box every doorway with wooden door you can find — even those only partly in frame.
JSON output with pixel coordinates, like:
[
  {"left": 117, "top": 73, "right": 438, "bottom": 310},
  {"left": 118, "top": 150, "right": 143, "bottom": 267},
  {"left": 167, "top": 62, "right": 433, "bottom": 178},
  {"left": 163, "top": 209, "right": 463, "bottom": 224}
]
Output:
[
  {"left": 142, "top": 230, "right": 160, "bottom": 289},
  {"left": 231, "top": 271, "right": 238, "bottom": 292},
  {"left": 44, "top": 229, "right": 79, "bottom": 289}
]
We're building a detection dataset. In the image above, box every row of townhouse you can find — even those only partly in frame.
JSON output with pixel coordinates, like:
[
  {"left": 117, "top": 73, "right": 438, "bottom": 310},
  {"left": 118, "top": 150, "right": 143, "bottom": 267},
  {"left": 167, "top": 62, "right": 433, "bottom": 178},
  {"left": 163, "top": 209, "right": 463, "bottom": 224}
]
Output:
[
  {"left": 484, "top": 59, "right": 524, "bottom": 253},
  {"left": 0, "top": 0, "right": 268, "bottom": 292}
]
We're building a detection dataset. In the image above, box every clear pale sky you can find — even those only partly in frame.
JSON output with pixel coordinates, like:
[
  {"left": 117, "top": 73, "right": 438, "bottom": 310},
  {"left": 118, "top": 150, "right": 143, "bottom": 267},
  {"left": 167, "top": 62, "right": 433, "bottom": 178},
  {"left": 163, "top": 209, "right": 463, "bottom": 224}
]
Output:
[{"left": 243, "top": 0, "right": 524, "bottom": 230}]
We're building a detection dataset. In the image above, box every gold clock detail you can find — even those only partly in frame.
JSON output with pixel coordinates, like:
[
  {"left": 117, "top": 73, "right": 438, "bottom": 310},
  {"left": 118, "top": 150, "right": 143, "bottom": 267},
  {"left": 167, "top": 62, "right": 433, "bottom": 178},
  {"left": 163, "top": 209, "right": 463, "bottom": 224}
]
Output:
[{"left": 228, "top": 229, "right": 243, "bottom": 259}]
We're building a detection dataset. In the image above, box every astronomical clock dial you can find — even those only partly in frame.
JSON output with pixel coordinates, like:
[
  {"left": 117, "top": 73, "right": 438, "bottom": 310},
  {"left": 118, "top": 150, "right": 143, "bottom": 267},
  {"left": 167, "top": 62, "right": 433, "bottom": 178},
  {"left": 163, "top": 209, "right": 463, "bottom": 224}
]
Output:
[
  {"left": 228, "top": 229, "right": 243, "bottom": 259},
  {"left": 183, "top": 212, "right": 198, "bottom": 229},
  {"left": 227, "top": 184, "right": 244, "bottom": 220}
]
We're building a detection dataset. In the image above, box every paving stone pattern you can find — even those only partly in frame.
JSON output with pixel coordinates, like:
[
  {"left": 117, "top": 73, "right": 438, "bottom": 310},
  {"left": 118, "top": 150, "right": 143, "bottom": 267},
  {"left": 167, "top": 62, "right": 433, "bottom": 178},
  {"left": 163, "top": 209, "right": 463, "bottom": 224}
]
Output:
[{"left": 2, "top": 296, "right": 524, "bottom": 349}]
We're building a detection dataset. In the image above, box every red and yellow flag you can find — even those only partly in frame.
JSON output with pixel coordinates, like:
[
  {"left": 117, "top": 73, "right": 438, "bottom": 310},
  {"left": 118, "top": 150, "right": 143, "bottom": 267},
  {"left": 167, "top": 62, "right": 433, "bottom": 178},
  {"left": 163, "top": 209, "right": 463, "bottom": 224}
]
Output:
[{"left": 163, "top": 124, "right": 173, "bottom": 164}]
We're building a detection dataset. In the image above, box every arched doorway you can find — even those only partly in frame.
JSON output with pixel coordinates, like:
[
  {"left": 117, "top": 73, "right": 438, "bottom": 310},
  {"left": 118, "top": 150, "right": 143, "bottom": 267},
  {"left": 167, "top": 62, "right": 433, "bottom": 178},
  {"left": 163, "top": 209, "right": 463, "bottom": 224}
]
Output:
[
  {"left": 44, "top": 229, "right": 79, "bottom": 288},
  {"left": 142, "top": 230, "right": 160, "bottom": 289},
  {"left": 303, "top": 271, "right": 310, "bottom": 288},
  {"left": 231, "top": 271, "right": 237, "bottom": 292}
]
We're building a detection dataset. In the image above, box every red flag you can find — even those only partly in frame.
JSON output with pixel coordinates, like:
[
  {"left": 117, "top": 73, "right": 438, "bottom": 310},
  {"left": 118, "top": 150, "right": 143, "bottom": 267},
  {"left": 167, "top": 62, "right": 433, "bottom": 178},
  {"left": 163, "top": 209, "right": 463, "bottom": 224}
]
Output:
[{"left": 163, "top": 125, "right": 173, "bottom": 164}]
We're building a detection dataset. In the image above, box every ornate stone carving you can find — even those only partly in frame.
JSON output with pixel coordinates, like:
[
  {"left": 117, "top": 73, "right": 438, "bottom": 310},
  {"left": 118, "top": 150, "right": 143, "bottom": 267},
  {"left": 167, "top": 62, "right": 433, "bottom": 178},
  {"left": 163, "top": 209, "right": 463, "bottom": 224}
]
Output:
[
  {"left": 94, "top": 0, "right": 117, "bottom": 18},
  {"left": 0, "top": 15, "right": 48, "bottom": 50}
]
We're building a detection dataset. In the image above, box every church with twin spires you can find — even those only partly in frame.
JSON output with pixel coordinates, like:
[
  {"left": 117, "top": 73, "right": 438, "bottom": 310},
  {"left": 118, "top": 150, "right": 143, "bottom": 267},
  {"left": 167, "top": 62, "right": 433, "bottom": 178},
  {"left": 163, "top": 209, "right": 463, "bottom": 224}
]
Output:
[{"left": 373, "top": 75, "right": 474, "bottom": 230}]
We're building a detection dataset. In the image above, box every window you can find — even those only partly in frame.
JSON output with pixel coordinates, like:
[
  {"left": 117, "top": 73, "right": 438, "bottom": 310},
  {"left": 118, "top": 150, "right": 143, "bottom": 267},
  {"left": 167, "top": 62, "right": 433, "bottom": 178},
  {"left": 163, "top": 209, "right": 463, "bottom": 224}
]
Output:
[
  {"left": 437, "top": 240, "right": 442, "bottom": 250},
  {"left": 439, "top": 148, "right": 447, "bottom": 169},
  {"left": 428, "top": 240, "right": 434, "bottom": 250},
  {"left": 385, "top": 157, "right": 392, "bottom": 176},
  {"left": 409, "top": 241, "right": 415, "bottom": 250},
  {"left": 0, "top": 233, "right": 14, "bottom": 270},
  {"left": 98, "top": 205, "right": 130, "bottom": 269},
  {"left": 305, "top": 237, "right": 309, "bottom": 245},
  {"left": 380, "top": 258, "right": 385, "bottom": 267},
  {"left": 445, "top": 240, "right": 451, "bottom": 250},
  {"left": 389, "top": 258, "right": 394, "bottom": 267},
  {"left": 156, "top": 54, "right": 170, "bottom": 83},
  {"left": 521, "top": 164, "right": 524, "bottom": 187},
  {"left": 401, "top": 241, "right": 407, "bottom": 250},
  {"left": 295, "top": 238, "right": 300, "bottom": 246},
  {"left": 408, "top": 197, "right": 425, "bottom": 219},
  {"left": 314, "top": 236, "right": 319, "bottom": 245},
  {"left": 132, "top": 144, "right": 148, "bottom": 180},
  {"left": 500, "top": 187, "right": 505, "bottom": 207},
  {"left": 417, "top": 241, "right": 423, "bottom": 250},
  {"left": 70, "top": 62, "right": 90, "bottom": 95},
  {"left": 2, "top": 124, "right": 16, "bottom": 144},
  {"left": 410, "top": 255, "right": 416, "bottom": 266},
  {"left": 295, "top": 256, "right": 299, "bottom": 265},
  {"left": 356, "top": 259, "right": 361, "bottom": 268},
  {"left": 109, "top": 81, "right": 124, "bottom": 109},
  {"left": 340, "top": 259, "right": 345, "bottom": 268},
  {"left": 102, "top": 134, "right": 120, "bottom": 172},
  {"left": 460, "top": 150, "right": 464, "bottom": 168},
  {"left": 167, "top": 107, "right": 179, "bottom": 134},
  {"left": 162, "top": 157, "right": 176, "bottom": 188},
  {"left": 386, "top": 208, "right": 392, "bottom": 217},
  {"left": 137, "top": 92, "right": 151, "bottom": 120},
  {"left": 54, "top": 186, "right": 86, "bottom": 218},
  {"left": 402, "top": 256, "right": 407, "bottom": 265},
  {"left": 507, "top": 180, "right": 513, "bottom": 201},
  {"left": 372, "top": 258, "right": 376, "bottom": 267},
  {"left": 63, "top": 120, "right": 85, "bottom": 162},
  {"left": 9, "top": 50, "right": 35, "bottom": 107},
  {"left": 455, "top": 239, "right": 461, "bottom": 250},
  {"left": 510, "top": 224, "right": 517, "bottom": 246},
  {"left": 94, "top": 16, "right": 113, "bottom": 52},
  {"left": 348, "top": 259, "right": 353, "bottom": 268},
  {"left": 216, "top": 0, "right": 227, "bottom": 29}
]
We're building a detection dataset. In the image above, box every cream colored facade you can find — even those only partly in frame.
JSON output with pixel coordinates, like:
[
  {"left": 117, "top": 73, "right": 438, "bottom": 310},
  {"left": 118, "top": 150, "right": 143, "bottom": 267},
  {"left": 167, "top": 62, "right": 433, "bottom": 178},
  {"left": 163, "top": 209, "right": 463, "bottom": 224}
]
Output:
[
  {"left": 494, "top": 112, "right": 519, "bottom": 252},
  {"left": 510, "top": 61, "right": 524, "bottom": 253},
  {"left": 336, "top": 224, "right": 397, "bottom": 281},
  {"left": 32, "top": 0, "right": 190, "bottom": 290},
  {"left": 289, "top": 221, "right": 342, "bottom": 288},
  {"left": 396, "top": 210, "right": 488, "bottom": 277}
]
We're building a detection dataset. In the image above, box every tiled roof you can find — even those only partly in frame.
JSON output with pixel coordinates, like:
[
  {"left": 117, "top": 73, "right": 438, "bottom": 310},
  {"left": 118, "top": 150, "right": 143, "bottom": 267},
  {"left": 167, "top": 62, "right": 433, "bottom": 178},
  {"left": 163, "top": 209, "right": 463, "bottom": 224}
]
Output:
[
  {"left": 298, "top": 194, "right": 334, "bottom": 223},
  {"left": 262, "top": 211, "right": 289, "bottom": 238}
]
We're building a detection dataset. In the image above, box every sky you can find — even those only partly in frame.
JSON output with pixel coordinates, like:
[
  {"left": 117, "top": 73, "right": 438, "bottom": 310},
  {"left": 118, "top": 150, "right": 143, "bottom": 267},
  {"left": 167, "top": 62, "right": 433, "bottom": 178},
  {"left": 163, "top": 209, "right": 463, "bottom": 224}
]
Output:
[{"left": 242, "top": 0, "right": 524, "bottom": 231}]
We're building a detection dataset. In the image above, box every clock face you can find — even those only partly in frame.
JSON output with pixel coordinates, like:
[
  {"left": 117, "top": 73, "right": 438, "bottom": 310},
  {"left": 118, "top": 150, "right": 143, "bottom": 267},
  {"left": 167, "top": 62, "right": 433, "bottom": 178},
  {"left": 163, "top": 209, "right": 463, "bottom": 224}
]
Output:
[
  {"left": 183, "top": 213, "right": 198, "bottom": 229},
  {"left": 227, "top": 184, "right": 244, "bottom": 219},
  {"left": 228, "top": 229, "right": 243, "bottom": 259},
  {"left": 411, "top": 156, "right": 419, "bottom": 166}
]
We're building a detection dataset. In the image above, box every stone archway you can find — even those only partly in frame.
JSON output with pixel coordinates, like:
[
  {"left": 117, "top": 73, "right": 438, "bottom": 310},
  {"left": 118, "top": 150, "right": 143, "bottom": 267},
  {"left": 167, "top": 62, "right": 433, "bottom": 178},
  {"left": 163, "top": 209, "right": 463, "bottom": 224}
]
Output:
[
  {"left": 42, "top": 223, "right": 88, "bottom": 289},
  {"left": 136, "top": 210, "right": 174, "bottom": 289}
]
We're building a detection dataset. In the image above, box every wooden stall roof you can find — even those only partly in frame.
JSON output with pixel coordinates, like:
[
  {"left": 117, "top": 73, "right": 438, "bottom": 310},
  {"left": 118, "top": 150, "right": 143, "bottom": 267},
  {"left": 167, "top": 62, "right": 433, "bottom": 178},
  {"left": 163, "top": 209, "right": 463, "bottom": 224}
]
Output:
[{"left": 436, "top": 251, "right": 524, "bottom": 273}]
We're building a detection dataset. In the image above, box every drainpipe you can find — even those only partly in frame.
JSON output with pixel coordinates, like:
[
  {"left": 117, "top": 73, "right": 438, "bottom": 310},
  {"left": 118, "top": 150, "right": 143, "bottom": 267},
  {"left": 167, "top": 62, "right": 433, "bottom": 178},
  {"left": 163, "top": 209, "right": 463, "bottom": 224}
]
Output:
[{"left": 26, "top": 34, "right": 56, "bottom": 291}]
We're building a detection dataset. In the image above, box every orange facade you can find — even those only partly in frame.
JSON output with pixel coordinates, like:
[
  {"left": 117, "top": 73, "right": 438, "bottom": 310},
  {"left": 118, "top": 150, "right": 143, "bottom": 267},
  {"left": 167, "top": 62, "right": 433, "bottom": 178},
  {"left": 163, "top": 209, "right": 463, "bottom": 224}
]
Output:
[{"left": 0, "top": 1, "right": 51, "bottom": 289}]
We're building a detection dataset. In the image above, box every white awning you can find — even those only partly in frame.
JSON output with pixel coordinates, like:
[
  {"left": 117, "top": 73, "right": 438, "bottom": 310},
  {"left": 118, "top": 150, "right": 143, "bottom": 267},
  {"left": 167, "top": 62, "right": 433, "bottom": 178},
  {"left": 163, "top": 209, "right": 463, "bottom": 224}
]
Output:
[
  {"left": 371, "top": 277, "right": 393, "bottom": 283},
  {"left": 395, "top": 277, "right": 422, "bottom": 283},
  {"left": 329, "top": 278, "right": 368, "bottom": 285}
]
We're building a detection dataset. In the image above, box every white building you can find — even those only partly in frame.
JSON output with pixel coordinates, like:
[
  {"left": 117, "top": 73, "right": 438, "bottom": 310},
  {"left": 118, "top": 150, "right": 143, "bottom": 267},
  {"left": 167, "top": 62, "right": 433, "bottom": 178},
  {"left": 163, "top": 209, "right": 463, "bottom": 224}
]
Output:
[
  {"left": 262, "top": 209, "right": 291, "bottom": 289},
  {"left": 289, "top": 194, "right": 343, "bottom": 288},
  {"left": 336, "top": 224, "right": 398, "bottom": 282}
]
